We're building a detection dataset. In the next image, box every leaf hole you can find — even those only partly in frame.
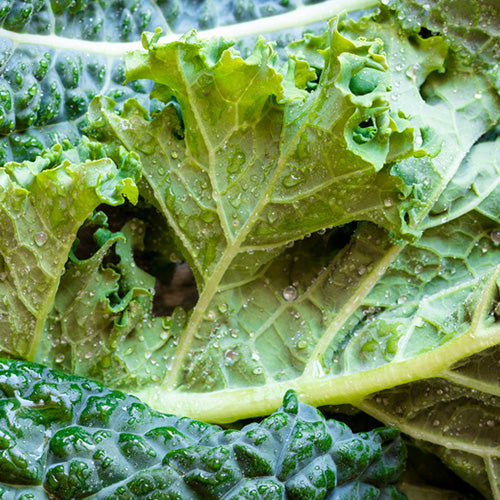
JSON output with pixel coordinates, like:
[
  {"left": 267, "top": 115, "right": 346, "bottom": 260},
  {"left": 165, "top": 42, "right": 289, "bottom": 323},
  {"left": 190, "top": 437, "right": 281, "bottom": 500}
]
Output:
[
  {"left": 152, "top": 262, "right": 198, "bottom": 316},
  {"left": 417, "top": 27, "right": 440, "bottom": 39},
  {"left": 353, "top": 118, "right": 377, "bottom": 144}
]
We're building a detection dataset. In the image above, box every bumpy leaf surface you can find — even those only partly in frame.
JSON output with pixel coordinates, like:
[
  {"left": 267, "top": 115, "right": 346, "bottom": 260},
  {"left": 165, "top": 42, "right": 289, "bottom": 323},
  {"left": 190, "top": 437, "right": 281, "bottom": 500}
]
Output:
[
  {"left": 1, "top": 1, "right": 500, "bottom": 498},
  {"left": 0, "top": 0, "right": 349, "bottom": 165},
  {"left": 385, "top": 0, "right": 500, "bottom": 91},
  {"left": 0, "top": 360, "right": 406, "bottom": 499},
  {"left": 83, "top": 8, "right": 500, "bottom": 497}
]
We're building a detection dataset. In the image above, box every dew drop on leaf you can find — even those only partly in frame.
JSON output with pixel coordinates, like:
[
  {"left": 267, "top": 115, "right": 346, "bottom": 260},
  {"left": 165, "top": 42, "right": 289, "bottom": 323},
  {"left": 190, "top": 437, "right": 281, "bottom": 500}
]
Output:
[
  {"left": 268, "top": 211, "right": 278, "bottom": 224},
  {"left": 224, "top": 349, "right": 239, "bottom": 364},
  {"left": 297, "top": 339, "right": 307, "bottom": 349},
  {"left": 282, "top": 172, "right": 304, "bottom": 187},
  {"left": 490, "top": 230, "right": 500, "bottom": 245},
  {"left": 282, "top": 285, "right": 298, "bottom": 302},
  {"left": 34, "top": 231, "right": 48, "bottom": 246}
]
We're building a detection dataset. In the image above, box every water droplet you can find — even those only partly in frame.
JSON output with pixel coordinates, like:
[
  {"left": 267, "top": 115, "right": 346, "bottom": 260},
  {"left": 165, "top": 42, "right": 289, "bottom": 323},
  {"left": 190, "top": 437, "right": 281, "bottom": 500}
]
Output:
[
  {"left": 282, "top": 171, "right": 304, "bottom": 187},
  {"left": 218, "top": 303, "right": 228, "bottom": 313},
  {"left": 229, "top": 194, "right": 242, "bottom": 208},
  {"left": 267, "top": 211, "right": 278, "bottom": 224},
  {"left": 34, "top": 231, "right": 48, "bottom": 246},
  {"left": 384, "top": 198, "right": 393, "bottom": 207},
  {"left": 224, "top": 349, "right": 239, "bottom": 364},
  {"left": 474, "top": 91, "right": 482, "bottom": 99},
  {"left": 252, "top": 367, "right": 263, "bottom": 375},
  {"left": 297, "top": 339, "right": 307, "bottom": 349},
  {"left": 55, "top": 354, "right": 65, "bottom": 363},
  {"left": 397, "top": 296, "right": 407, "bottom": 305},
  {"left": 282, "top": 285, "right": 298, "bottom": 302},
  {"left": 490, "top": 230, "right": 500, "bottom": 245},
  {"left": 170, "top": 151, "right": 178, "bottom": 159},
  {"left": 358, "top": 265, "right": 367, "bottom": 276}
]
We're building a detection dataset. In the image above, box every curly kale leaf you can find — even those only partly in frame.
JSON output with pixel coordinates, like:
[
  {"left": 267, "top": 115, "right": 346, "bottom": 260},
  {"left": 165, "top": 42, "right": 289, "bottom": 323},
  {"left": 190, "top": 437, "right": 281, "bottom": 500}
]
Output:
[
  {"left": 81, "top": 6, "right": 500, "bottom": 414},
  {"left": 385, "top": 0, "right": 500, "bottom": 92},
  {"left": 0, "top": 139, "right": 139, "bottom": 361},
  {"left": 77, "top": 7, "right": 499, "bottom": 497},
  {"left": 0, "top": 0, "right": 366, "bottom": 165},
  {"left": 0, "top": 359, "right": 406, "bottom": 499}
]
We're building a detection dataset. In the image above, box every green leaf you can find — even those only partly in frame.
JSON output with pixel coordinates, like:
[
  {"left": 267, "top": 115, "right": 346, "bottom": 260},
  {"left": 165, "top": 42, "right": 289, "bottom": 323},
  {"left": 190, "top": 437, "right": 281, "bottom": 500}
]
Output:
[
  {"left": 385, "top": 0, "right": 500, "bottom": 92},
  {"left": 1, "top": 1, "right": 500, "bottom": 498},
  {"left": 38, "top": 217, "right": 180, "bottom": 389},
  {"left": 0, "top": 360, "right": 407, "bottom": 499},
  {"left": 81, "top": 10, "right": 500, "bottom": 496},
  {"left": 86, "top": 13, "right": 438, "bottom": 390},
  {"left": 0, "top": 139, "right": 139, "bottom": 361},
  {"left": 0, "top": 0, "right": 378, "bottom": 165},
  {"left": 81, "top": 5, "right": 499, "bottom": 409}
]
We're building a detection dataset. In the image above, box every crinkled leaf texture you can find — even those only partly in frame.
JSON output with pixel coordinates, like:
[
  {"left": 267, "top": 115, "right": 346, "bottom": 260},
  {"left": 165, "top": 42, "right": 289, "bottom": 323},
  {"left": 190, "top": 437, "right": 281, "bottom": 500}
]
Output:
[
  {"left": 0, "top": 1, "right": 500, "bottom": 498},
  {"left": 0, "top": 360, "right": 406, "bottom": 499},
  {"left": 0, "top": 139, "right": 139, "bottom": 361},
  {"left": 0, "top": 0, "right": 363, "bottom": 165},
  {"left": 80, "top": 9, "right": 499, "bottom": 498},
  {"left": 386, "top": 0, "right": 500, "bottom": 92},
  {"left": 83, "top": 14, "right": 429, "bottom": 395}
]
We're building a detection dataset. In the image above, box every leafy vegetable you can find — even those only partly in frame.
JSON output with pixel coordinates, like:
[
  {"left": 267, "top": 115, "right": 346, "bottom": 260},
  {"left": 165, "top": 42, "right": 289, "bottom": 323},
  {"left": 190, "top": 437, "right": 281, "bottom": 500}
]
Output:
[
  {"left": 0, "top": 360, "right": 406, "bottom": 499},
  {"left": 0, "top": 0, "right": 499, "bottom": 498},
  {"left": 0, "top": 140, "right": 139, "bottom": 360}
]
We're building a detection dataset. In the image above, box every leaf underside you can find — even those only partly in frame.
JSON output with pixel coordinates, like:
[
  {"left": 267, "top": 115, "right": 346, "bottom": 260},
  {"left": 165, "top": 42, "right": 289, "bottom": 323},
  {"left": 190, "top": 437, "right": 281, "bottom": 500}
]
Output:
[{"left": 0, "top": 0, "right": 499, "bottom": 498}]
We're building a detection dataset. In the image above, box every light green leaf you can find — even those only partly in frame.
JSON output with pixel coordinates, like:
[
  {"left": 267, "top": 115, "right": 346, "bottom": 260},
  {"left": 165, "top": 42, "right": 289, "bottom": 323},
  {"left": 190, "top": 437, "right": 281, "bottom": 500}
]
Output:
[
  {"left": 38, "top": 218, "right": 179, "bottom": 390},
  {"left": 0, "top": 139, "right": 139, "bottom": 360},
  {"left": 385, "top": 0, "right": 500, "bottom": 92},
  {"left": 0, "top": 0, "right": 378, "bottom": 165},
  {"left": 83, "top": 7, "right": 500, "bottom": 418},
  {"left": 86, "top": 14, "right": 438, "bottom": 393}
]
